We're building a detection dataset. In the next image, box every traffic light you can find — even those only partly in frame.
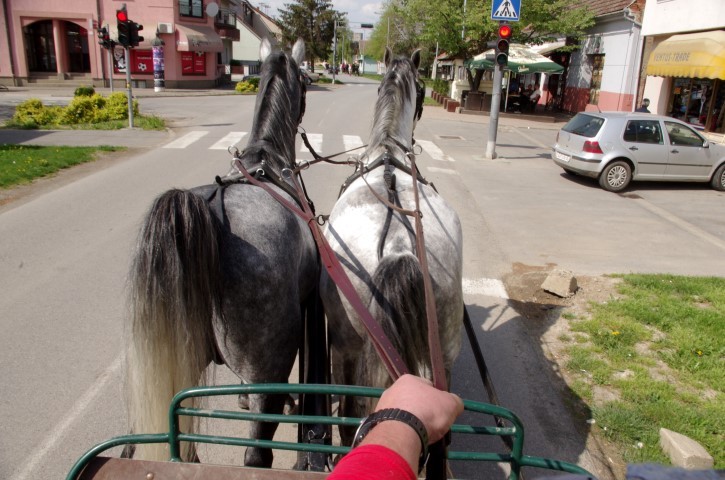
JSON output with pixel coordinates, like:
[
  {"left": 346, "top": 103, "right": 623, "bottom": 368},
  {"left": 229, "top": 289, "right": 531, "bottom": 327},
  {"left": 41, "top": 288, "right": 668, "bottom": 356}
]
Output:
[
  {"left": 129, "top": 22, "right": 144, "bottom": 47},
  {"left": 496, "top": 22, "right": 512, "bottom": 67},
  {"left": 97, "top": 26, "right": 111, "bottom": 49},
  {"left": 116, "top": 5, "right": 130, "bottom": 47}
]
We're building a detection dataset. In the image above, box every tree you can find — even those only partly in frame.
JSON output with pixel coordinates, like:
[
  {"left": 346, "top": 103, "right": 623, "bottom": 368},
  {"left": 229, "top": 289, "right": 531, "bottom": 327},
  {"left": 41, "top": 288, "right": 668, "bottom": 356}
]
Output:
[{"left": 277, "top": 0, "right": 344, "bottom": 70}]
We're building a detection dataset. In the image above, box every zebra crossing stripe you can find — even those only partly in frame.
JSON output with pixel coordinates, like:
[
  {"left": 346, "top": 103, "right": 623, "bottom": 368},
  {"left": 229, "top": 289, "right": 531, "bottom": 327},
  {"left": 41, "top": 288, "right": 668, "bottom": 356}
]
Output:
[
  {"left": 416, "top": 139, "right": 454, "bottom": 162},
  {"left": 427, "top": 166, "right": 459, "bottom": 175},
  {"left": 163, "top": 131, "right": 209, "bottom": 149},
  {"left": 300, "top": 133, "right": 323, "bottom": 153},
  {"left": 343, "top": 135, "right": 364, "bottom": 154},
  {"left": 210, "top": 132, "right": 248, "bottom": 150}
]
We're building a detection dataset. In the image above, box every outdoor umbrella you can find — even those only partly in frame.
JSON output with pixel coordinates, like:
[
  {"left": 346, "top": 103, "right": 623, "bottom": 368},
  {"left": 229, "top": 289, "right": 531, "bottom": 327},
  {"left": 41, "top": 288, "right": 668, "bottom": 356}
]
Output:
[{"left": 465, "top": 43, "right": 564, "bottom": 74}]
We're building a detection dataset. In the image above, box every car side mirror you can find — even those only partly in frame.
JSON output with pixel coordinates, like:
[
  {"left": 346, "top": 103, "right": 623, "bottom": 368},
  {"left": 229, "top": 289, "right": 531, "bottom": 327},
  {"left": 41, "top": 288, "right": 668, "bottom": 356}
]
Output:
[{"left": 703, "top": 140, "right": 710, "bottom": 148}]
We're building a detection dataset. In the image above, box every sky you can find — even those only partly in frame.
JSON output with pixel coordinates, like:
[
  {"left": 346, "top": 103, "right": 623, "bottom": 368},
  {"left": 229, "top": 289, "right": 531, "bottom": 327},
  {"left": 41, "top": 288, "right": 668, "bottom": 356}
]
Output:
[{"left": 254, "top": 0, "right": 383, "bottom": 30}]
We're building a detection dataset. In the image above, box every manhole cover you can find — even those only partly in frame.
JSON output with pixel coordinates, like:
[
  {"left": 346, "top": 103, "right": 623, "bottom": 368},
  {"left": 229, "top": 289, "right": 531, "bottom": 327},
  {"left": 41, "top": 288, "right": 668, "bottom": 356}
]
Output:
[{"left": 437, "top": 135, "right": 464, "bottom": 140}]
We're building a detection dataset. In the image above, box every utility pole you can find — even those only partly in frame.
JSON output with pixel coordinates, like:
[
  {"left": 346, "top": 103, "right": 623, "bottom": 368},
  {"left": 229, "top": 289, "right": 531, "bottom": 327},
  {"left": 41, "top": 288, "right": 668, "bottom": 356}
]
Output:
[{"left": 332, "top": 20, "right": 337, "bottom": 84}]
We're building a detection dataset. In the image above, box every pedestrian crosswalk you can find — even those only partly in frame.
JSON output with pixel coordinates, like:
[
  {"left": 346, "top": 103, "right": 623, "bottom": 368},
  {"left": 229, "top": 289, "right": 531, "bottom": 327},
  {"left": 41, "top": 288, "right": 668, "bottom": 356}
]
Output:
[{"left": 161, "top": 131, "right": 459, "bottom": 171}]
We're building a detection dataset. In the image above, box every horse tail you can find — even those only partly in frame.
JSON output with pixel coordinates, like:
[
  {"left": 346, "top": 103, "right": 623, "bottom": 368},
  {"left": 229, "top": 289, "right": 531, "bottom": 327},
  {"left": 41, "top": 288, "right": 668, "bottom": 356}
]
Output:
[
  {"left": 362, "top": 253, "right": 431, "bottom": 389},
  {"left": 126, "top": 189, "right": 221, "bottom": 461}
]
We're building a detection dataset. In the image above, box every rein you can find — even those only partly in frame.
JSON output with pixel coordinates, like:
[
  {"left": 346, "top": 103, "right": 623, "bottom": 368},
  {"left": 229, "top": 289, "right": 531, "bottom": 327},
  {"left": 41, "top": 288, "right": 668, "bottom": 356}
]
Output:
[{"left": 231, "top": 157, "right": 410, "bottom": 380}]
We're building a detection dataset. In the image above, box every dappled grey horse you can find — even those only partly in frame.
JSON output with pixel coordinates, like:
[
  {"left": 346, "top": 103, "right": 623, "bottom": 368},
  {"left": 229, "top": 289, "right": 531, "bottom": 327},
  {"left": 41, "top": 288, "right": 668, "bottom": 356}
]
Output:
[
  {"left": 125, "top": 39, "right": 317, "bottom": 468},
  {"left": 321, "top": 48, "right": 464, "bottom": 442}
]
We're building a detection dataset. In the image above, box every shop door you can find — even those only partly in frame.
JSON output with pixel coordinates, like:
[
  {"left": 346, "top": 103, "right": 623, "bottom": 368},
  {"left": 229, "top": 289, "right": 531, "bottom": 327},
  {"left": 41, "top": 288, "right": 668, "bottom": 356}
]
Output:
[{"left": 24, "top": 20, "right": 56, "bottom": 72}]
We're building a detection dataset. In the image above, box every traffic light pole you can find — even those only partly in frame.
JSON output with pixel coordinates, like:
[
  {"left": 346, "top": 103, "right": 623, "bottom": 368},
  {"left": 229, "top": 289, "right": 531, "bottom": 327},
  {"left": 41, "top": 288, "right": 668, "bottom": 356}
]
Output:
[
  {"left": 107, "top": 47, "right": 114, "bottom": 92},
  {"left": 486, "top": 62, "right": 503, "bottom": 159},
  {"left": 124, "top": 47, "right": 134, "bottom": 128}
]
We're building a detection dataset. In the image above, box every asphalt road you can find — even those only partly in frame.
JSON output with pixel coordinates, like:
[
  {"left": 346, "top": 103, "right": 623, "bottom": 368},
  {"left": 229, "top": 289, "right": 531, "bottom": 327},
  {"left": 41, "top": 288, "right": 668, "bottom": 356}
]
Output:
[{"left": 1, "top": 77, "right": 723, "bottom": 480}]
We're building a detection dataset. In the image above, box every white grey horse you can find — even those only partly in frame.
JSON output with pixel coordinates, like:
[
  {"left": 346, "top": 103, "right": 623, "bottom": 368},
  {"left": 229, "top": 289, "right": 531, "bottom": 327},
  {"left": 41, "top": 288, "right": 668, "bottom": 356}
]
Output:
[
  {"left": 125, "top": 39, "right": 317, "bottom": 467},
  {"left": 321, "top": 48, "right": 464, "bottom": 443}
]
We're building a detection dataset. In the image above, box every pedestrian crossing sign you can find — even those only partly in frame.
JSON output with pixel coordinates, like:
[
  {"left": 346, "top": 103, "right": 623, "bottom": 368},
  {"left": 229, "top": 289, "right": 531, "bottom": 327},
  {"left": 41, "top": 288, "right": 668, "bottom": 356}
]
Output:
[{"left": 491, "top": 0, "right": 520, "bottom": 21}]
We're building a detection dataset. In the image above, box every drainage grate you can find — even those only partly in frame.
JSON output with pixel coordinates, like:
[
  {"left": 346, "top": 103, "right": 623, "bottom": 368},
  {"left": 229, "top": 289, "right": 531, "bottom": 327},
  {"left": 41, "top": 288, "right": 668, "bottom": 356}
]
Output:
[{"left": 437, "top": 135, "right": 464, "bottom": 140}]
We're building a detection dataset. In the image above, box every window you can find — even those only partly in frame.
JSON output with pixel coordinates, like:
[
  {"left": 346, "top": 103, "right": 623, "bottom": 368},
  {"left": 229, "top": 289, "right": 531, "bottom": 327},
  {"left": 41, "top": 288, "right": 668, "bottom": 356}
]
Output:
[
  {"left": 623, "top": 120, "right": 663, "bottom": 144},
  {"left": 180, "top": 0, "right": 203, "bottom": 18},
  {"left": 562, "top": 114, "right": 604, "bottom": 137},
  {"left": 589, "top": 54, "right": 604, "bottom": 105},
  {"left": 664, "top": 122, "right": 705, "bottom": 147}
]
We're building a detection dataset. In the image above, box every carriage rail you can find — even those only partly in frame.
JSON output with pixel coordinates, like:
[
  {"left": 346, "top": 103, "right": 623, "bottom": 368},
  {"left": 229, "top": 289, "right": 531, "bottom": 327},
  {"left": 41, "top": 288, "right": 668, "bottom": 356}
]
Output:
[{"left": 67, "top": 383, "right": 594, "bottom": 480}]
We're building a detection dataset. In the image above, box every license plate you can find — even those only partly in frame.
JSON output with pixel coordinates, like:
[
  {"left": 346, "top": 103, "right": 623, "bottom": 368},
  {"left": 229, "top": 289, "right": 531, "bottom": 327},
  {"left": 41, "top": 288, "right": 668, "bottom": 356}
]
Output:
[{"left": 555, "top": 151, "right": 571, "bottom": 162}]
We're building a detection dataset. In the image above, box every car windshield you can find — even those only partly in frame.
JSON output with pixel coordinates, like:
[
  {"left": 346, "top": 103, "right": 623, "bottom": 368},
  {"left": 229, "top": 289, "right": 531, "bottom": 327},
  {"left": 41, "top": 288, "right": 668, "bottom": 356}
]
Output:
[{"left": 562, "top": 114, "right": 605, "bottom": 138}]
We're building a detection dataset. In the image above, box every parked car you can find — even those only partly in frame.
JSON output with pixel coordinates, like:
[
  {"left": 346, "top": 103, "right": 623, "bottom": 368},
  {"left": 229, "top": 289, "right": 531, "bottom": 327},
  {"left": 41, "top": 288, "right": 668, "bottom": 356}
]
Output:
[
  {"left": 552, "top": 112, "right": 725, "bottom": 192},
  {"left": 300, "top": 66, "right": 320, "bottom": 83}
]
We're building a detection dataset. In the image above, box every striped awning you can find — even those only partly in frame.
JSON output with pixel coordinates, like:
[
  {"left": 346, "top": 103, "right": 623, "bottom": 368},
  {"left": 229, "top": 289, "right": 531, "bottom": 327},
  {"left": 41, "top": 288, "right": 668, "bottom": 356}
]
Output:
[{"left": 647, "top": 30, "right": 725, "bottom": 79}]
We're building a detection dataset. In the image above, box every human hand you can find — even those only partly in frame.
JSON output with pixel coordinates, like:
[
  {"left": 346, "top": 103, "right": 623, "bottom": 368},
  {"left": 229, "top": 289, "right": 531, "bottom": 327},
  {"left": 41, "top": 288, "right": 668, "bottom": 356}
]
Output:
[{"left": 375, "top": 374, "right": 464, "bottom": 444}]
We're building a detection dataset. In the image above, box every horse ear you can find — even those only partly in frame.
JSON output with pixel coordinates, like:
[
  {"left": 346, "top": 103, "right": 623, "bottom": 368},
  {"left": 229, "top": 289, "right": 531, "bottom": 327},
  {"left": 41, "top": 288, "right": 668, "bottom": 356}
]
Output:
[
  {"left": 260, "top": 38, "right": 272, "bottom": 62},
  {"left": 292, "top": 38, "right": 305, "bottom": 67},
  {"left": 411, "top": 49, "right": 421, "bottom": 71},
  {"left": 384, "top": 47, "right": 393, "bottom": 68}
]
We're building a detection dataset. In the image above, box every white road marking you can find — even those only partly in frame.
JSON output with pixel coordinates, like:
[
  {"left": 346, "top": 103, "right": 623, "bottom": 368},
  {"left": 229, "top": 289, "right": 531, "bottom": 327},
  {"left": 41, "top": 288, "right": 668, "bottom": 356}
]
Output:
[
  {"left": 416, "top": 139, "right": 454, "bottom": 162},
  {"left": 463, "top": 278, "right": 509, "bottom": 299},
  {"left": 300, "top": 133, "right": 323, "bottom": 153},
  {"left": 210, "top": 131, "right": 248, "bottom": 150},
  {"left": 10, "top": 355, "right": 123, "bottom": 480},
  {"left": 343, "top": 135, "right": 365, "bottom": 154},
  {"left": 162, "top": 130, "right": 209, "bottom": 149}
]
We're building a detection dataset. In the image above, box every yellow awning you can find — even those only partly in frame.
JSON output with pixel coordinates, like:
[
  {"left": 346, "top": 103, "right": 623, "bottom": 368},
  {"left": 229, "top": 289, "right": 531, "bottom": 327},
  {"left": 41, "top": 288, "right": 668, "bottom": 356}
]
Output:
[{"left": 647, "top": 30, "right": 725, "bottom": 79}]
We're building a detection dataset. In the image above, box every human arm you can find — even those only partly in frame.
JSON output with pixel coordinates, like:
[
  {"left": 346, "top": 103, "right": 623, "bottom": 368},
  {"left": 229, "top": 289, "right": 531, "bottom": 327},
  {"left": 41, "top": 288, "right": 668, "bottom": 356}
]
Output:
[{"left": 329, "top": 375, "right": 464, "bottom": 478}]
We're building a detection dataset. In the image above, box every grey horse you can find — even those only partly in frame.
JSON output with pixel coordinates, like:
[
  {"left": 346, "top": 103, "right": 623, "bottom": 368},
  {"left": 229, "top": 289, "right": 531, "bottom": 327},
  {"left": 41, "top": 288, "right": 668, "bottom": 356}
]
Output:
[{"left": 125, "top": 38, "right": 317, "bottom": 468}]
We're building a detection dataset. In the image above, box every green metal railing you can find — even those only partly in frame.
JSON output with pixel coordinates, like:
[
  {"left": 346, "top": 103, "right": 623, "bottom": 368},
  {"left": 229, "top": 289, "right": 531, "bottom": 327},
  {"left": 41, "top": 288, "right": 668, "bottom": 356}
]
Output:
[{"left": 67, "top": 383, "right": 594, "bottom": 480}]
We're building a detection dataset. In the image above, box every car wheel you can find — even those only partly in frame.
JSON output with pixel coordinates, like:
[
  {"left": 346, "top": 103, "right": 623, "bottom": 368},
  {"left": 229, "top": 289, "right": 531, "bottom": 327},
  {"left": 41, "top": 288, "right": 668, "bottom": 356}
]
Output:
[
  {"left": 711, "top": 163, "right": 725, "bottom": 191},
  {"left": 599, "top": 160, "right": 631, "bottom": 192}
]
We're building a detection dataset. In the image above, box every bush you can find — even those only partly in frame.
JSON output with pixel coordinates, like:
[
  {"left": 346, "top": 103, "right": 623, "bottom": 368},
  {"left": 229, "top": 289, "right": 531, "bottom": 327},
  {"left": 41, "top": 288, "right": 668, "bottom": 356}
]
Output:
[
  {"left": 12, "top": 98, "right": 59, "bottom": 127},
  {"left": 74, "top": 85, "right": 96, "bottom": 97},
  {"left": 235, "top": 81, "right": 258, "bottom": 93},
  {"left": 433, "top": 79, "right": 450, "bottom": 96},
  {"left": 61, "top": 94, "right": 107, "bottom": 124},
  {"left": 104, "top": 92, "right": 139, "bottom": 120}
]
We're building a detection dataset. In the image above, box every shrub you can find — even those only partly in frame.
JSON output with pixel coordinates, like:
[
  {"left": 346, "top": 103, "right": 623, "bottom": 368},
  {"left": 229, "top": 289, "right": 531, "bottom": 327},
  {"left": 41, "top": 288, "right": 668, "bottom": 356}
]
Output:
[
  {"left": 103, "top": 92, "right": 139, "bottom": 120},
  {"left": 61, "top": 94, "right": 107, "bottom": 124},
  {"left": 235, "top": 81, "right": 258, "bottom": 93},
  {"left": 12, "top": 98, "right": 59, "bottom": 127},
  {"left": 74, "top": 85, "right": 96, "bottom": 97}
]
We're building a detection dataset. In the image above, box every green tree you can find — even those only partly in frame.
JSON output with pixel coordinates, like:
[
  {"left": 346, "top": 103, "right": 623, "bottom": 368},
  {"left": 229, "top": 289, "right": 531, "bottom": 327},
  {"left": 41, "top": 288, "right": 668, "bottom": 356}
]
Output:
[{"left": 277, "top": 0, "right": 344, "bottom": 70}]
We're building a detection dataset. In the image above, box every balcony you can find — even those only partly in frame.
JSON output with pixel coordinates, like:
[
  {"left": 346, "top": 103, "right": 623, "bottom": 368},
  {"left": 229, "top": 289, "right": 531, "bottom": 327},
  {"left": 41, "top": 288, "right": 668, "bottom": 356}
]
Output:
[{"left": 215, "top": 9, "right": 240, "bottom": 41}]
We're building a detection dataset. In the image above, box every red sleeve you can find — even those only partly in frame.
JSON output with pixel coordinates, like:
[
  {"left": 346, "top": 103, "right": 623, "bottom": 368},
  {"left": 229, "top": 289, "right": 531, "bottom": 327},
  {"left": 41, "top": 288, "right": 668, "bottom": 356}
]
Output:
[{"left": 328, "top": 444, "right": 416, "bottom": 480}]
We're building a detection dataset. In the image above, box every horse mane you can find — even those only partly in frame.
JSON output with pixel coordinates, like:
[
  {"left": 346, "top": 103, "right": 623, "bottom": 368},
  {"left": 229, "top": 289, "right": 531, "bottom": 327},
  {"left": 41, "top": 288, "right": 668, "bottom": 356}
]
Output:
[
  {"left": 244, "top": 49, "right": 303, "bottom": 174},
  {"left": 365, "top": 55, "right": 418, "bottom": 160}
]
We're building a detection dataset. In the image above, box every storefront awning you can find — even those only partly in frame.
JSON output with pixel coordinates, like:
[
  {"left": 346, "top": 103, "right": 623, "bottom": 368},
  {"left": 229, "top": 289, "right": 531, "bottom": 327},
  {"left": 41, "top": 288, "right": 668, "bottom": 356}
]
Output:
[
  {"left": 176, "top": 24, "right": 223, "bottom": 53},
  {"left": 647, "top": 30, "right": 725, "bottom": 79}
]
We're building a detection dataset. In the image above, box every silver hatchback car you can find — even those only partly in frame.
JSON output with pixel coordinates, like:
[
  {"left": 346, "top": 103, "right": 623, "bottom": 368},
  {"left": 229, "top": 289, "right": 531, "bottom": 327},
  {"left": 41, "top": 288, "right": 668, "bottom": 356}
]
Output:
[{"left": 552, "top": 112, "right": 725, "bottom": 192}]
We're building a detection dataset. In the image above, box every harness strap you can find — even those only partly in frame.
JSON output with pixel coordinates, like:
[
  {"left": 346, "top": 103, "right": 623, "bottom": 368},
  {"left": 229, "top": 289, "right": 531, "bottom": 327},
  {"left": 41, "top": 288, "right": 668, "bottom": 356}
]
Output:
[{"left": 232, "top": 158, "right": 409, "bottom": 380}]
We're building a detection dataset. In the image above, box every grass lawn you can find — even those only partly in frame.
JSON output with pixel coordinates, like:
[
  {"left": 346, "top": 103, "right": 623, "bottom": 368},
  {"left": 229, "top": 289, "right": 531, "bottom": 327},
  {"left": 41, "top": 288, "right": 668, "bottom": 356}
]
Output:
[
  {"left": 0, "top": 144, "right": 124, "bottom": 188},
  {"left": 562, "top": 274, "right": 724, "bottom": 468}
]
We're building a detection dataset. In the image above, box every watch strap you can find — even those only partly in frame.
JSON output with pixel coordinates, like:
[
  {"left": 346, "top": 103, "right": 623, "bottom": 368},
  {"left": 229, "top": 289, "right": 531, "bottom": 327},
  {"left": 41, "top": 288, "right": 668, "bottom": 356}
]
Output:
[{"left": 352, "top": 408, "right": 429, "bottom": 472}]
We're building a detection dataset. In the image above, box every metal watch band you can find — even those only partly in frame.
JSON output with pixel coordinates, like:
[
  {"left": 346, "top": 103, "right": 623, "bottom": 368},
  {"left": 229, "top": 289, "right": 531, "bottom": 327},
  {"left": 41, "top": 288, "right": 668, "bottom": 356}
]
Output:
[{"left": 351, "top": 408, "right": 429, "bottom": 472}]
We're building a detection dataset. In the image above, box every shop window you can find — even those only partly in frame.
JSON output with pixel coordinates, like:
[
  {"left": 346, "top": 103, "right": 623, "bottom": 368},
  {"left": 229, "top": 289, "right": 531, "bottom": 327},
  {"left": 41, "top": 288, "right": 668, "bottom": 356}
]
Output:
[
  {"left": 180, "top": 0, "right": 203, "bottom": 18},
  {"left": 181, "top": 51, "right": 206, "bottom": 75},
  {"left": 589, "top": 54, "right": 604, "bottom": 105},
  {"left": 668, "top": 78, "right": 713, "bottom": 127},
  {"left": 113, "top": 48, "right": 153, "bottom": 74}
]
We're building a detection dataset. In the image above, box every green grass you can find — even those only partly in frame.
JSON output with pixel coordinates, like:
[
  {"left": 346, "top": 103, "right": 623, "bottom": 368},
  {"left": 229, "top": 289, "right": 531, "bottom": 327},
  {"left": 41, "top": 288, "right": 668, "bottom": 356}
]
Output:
[
  {"left": 561, "top": 274, "right": 724, "bottom": 468},
  {"left": 0, "top": 144, "right": 124, "bottom": 188}
]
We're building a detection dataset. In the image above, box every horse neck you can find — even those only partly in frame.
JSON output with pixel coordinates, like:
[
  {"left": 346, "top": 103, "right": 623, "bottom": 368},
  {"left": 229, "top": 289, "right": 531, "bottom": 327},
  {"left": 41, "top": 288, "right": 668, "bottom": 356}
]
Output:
[
  {"left": 246, "top": 78, "right": 299, "bottom": 174},
  {"left": 365, "top": 86, "right": 416, "bottom": 162}
]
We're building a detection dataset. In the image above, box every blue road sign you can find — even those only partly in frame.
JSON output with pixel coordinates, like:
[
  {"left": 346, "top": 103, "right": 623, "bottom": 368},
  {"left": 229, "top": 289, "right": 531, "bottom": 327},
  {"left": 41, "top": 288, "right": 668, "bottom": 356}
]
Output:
[{"left": 491, "top": 0, "right": 520, "bottom": 22}]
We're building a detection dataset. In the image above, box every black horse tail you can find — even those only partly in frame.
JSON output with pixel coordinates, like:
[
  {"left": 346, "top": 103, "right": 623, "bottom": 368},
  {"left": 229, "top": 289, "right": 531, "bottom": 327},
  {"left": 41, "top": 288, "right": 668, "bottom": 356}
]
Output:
[
  {"left": 362, "top": 252, "right": 431, "bottom": 389},
  {"left": 126, "top": 189, "right": 222, "bottom": 461}
]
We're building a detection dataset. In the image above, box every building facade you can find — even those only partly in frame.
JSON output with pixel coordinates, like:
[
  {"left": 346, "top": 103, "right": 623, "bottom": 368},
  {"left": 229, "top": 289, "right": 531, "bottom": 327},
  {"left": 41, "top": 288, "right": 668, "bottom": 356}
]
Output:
[
  {"left": 640, "top": 0, "right": 725, "bottom": 134},
  {"left": 0, "top": 0, "right": 258, "bottom": 88},
  {"left": 561, "top": 0, "right": 645, "bottom": 113}
]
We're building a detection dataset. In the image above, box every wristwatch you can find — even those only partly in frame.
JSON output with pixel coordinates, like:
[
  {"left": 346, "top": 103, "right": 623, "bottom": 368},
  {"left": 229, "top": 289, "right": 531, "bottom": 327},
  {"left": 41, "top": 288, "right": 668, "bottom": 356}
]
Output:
[{"left": 351, "top": 408, "right": 429, "bottom": 472}]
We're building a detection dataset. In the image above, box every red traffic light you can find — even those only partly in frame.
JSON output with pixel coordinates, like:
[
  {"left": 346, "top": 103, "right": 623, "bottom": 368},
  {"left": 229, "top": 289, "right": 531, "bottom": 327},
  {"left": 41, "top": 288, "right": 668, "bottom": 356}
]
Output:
[
  {"left": 498, "top": 24, "right": 512, "bottom": 39},
  {"left": 116, "top": 9, "right": 128, "bottom": 22}
]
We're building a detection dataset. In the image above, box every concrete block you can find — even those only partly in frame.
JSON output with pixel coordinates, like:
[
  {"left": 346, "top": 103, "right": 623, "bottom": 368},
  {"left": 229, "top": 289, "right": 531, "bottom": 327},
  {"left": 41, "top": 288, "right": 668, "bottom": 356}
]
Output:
[
  {"left": 660, "top": 428, "right": 714, "bottom": 469},
  {"left": 541, "top": 269, "right": 577, "bottom": 298}
]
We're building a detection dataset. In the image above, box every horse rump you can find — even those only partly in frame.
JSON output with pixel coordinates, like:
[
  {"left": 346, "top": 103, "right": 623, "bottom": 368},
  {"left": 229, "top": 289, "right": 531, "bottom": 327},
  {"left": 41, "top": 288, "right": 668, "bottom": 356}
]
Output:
[{"left": 126, "top": 188, "right": 221, "bottom": 461}]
